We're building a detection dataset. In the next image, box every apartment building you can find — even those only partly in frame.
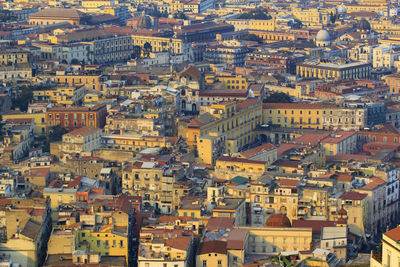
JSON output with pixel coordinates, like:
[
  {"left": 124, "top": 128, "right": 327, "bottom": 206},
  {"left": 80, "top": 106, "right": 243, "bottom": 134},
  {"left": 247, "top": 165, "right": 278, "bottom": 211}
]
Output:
[
  {"left": 46, "top": 104, "right": 107, "bottom": 131},
  {"left": 262, "top": 103, "right": 322, "bottom": 129},
  {"left": 0, "top": 198, "right": 51, "bottom": 267},
  {"left": 58, "top": 127, "right": 103, "bottom": 160},
  {"left": 89, "top": 34, "right": 133, "bottom": 64},
  {"left": 370, "top": 226, "right": 400, "bottom": 267},
  {"left": 33, "top": 86, "right": 86, "bottom": 105},
  {"left": 122, "top": 160, "right": 191, "bottom": 214},
  {"left": 188, "top": 100, "right": 262, "bottom": 164},
  {"left": 297, "top": 60, "right": 371, "bottom": 81}
]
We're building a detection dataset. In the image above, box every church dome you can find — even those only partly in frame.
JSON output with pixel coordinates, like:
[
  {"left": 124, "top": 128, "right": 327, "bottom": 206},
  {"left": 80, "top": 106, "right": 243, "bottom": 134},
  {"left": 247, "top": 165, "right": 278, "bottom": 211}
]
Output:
[
  {"left": 337, "top": 4, "right": 347, "bottom": 14},
  {"left": 358, "top": 19, "right": 371, "bottom": 32},
  {"left": 316, "top": 29, "right": 330, "bottom": 42},
  {"left": 265, "top": 213, "right": 292, "bottom": 228},
  {"left": 137, "top": 13, "right": 152, "bottom": 29}
]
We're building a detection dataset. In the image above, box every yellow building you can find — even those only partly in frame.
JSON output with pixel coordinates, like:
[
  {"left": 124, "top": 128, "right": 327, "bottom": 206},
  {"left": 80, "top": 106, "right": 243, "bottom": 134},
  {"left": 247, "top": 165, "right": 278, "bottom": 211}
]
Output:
[
  {"left": 49, "top": 74, "right": 102, "bottom": 91},
  {"left": 296, "top": 61, "right": 371, "bottom": 81},
  {"left": 43, "top": 187, "right": 77, "bottom": 209},
  {"left": 75, "top": 226, "right": 128, "bottom": 263},
  {"left": 196, "top": 240, "right": 228, "bottom": 267},
  {"left": 188, "top": 100, "right": 262, "bottom": 164},
  {"left": 292, "top": 8, "right": 330, "bottom": 26},
  {"left": 122, "top": 161, "right": 190, "bottom": 215},
  {"left": 102, "top": 134, "right": 172, "bottom": 151},
  {"left": 338, "top": 191, "right": 368, "bottom": 238},
  {"left": 320, "top": 131, "right": 357, "bottom": 156},
  {"left": 81, "top": 0, "right": 117, "bottom": 8},
  {"left": 131, "top": 35, "right": 187, "bottom": 55},
  {"left": 250, "top": 177, "right": 299, "bottom": 222},
  {"left": 248, "top": 30, "right": 297, "bottom": 43},
  {"left": 241, "top": 226, "right": 313, "bottom": 253},
  {"left": 346, "top": 4, "right": 387, "bottom": 14},
  {"left": 0, "top": 50, "right": 30, "bottom": 65},
  {"left": 262, "top": 103, "right": 323, "bottom": 129},
  {"left": 84, "top": 93, "right": 101, "bottom": 103},
  {"left": 225, "top": 19, "right": 276, "bottom": 31},
  {"left": 370, "top": 226, "right": 400, "bottom": 267},
  {"left": 216, "top": 156, "right": 267, "bottom": 174},
  {"left": 2, "top": 111, "right": 47, "bottom": 135},
  {"left": 33, "top": 86, "right": 86, "bottom": 105},
  {"left": 178, "top": 199, "right": 203, "bottom": 218},
  {"left": 58, "top": 127, "right": 103, "bottom": 161},
  {"left": 206, "top": 75, "right": 248, "bottom": 90}
]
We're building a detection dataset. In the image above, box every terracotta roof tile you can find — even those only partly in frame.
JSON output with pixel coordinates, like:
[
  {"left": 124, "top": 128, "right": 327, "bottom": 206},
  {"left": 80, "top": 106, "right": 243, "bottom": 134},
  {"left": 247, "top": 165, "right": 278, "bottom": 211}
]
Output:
[
  {"left": 217, "top": 156, "right": 266, "bottom": 165},
  {"left": 385, "top": 226, "right": 400, "bottom": 242},
  {"left": 240, "top": 143, "right": 276, "bottom": 158},
  {"left": 339, "top": 191, "right": 367, "bottom": 200},
  {"left": 198, "top": 240, "right": 227, "bottom": 255},
  {"left": 165, "top": 236, "right": 191, "bottom": 251}
]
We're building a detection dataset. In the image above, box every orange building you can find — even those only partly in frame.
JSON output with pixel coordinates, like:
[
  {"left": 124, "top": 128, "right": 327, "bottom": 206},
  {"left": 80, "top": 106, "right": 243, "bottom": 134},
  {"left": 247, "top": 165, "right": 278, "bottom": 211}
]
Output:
[{"left": 46, "top": 105, "right": 107, "bottom": 131}]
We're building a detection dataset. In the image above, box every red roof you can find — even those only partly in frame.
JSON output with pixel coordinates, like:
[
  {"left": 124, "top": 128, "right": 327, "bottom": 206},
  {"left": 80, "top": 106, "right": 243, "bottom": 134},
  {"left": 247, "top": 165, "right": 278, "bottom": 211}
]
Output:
[
  {"left": 336, "top": 174, "right": 353, "bottom": 182},
  {"left": 278, "top": 179, "right": 298, "bottom": 187},
  {"left": 292, "top": 220, "right": 336, "bottom": 234},
  {"left": 206, "top": 217, "right": 234, "bottom": 231},
  {"left": 198, "top": 240, "right": 227, "bottom": 255},
  {"left": 240, "top": 143, "right": 276, "bottom": 158},
  {"left": 166, "top": 236, "right": 191, "bottom": 251},
  {"left": 217, "top": 156, "right": 266, "bottom": 165},
  {"left": 321, "top": 131, "right": 357, "bottom": 144},
  {"left": 385, "top": 226, "right": 400, "bottom": 242},
  {"left": 359, "top": 177, "right": 385, "bottom": 191},
  {"left": 339, "top": 191, "right": 367, "bottom": 200}
]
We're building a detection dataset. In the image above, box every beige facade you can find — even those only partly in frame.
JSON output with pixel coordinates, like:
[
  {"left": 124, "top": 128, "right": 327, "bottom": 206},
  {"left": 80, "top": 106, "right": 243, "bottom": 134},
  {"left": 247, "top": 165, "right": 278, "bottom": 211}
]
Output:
[
  {"left": 122, "top": 161, "right": 190, "bottom": 214},
  {"left": 240, "top": 227, "right": 313, "bottom": 253},
  {"left": 322, "top": 107, "right": 367, "bottom": 131},
  {"left": 59, "top": 127, "right": 103, "bottom": 161},
  {"left": 250, "top": 177, "right": 299, "bottom": 222},
  {"left": 371, "top": 227, "right": 400, "bottom": 267}
]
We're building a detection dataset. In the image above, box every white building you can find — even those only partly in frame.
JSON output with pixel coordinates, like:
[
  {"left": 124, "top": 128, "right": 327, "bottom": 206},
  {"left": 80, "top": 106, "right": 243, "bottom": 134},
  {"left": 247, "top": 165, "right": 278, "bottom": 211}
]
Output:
[{"left": 373, "top": 44, "right": 400, "bottom": 69}]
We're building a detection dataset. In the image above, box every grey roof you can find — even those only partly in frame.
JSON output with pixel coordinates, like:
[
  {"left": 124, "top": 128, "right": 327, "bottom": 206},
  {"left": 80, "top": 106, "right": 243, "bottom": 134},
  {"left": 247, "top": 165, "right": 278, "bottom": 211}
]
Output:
[
  {"left": 20, "top": 219, "right": 41, "bottom": 241},
  {"left": 321, "top": 226, "right": 347, "bottom": 240}
]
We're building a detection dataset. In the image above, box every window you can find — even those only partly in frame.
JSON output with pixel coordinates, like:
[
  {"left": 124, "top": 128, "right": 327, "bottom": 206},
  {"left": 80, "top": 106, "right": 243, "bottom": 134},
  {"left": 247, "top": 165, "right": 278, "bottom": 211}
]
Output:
[
  {"left": 218, "top": 260, "right": 222, "bottom": 266},
  {"left": 97, "top": 240, "right": 100, "bottom": 247},
  {"left": 202, "top": 260, "right": 206, "bottom": 267},
  {"left": 119, "top": 240, "right": 123, "bottom": 248}
]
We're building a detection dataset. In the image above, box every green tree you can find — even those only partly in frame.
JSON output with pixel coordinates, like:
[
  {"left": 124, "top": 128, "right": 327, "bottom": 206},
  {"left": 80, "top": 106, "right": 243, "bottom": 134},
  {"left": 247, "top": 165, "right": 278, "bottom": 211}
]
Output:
[
  {"left": 14, "top": 86, "right": 33, "bottom": 112},
  {"left": 330, "top": 11, "right": 336, "bottom": 24},
  {"left": 173, "top": 12, "right": 187, "bottom": 19},
  {"left": 238, "top": 9, "right": 272, "bottom": 20},
  {"left": 42, "top": 125, "right": 68, "bottom": 152},
  {"left": 240, "top": 33, "right": 262, "bottom": 42},
  {"left": 131, "top": 45, "right": 141, "bottom": 59},
  {"left": 143, "top": 42, "right": 152, "bottom": 57},
  {"left": 263, "top": 92, "right": 292, "bottom": 103}
]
